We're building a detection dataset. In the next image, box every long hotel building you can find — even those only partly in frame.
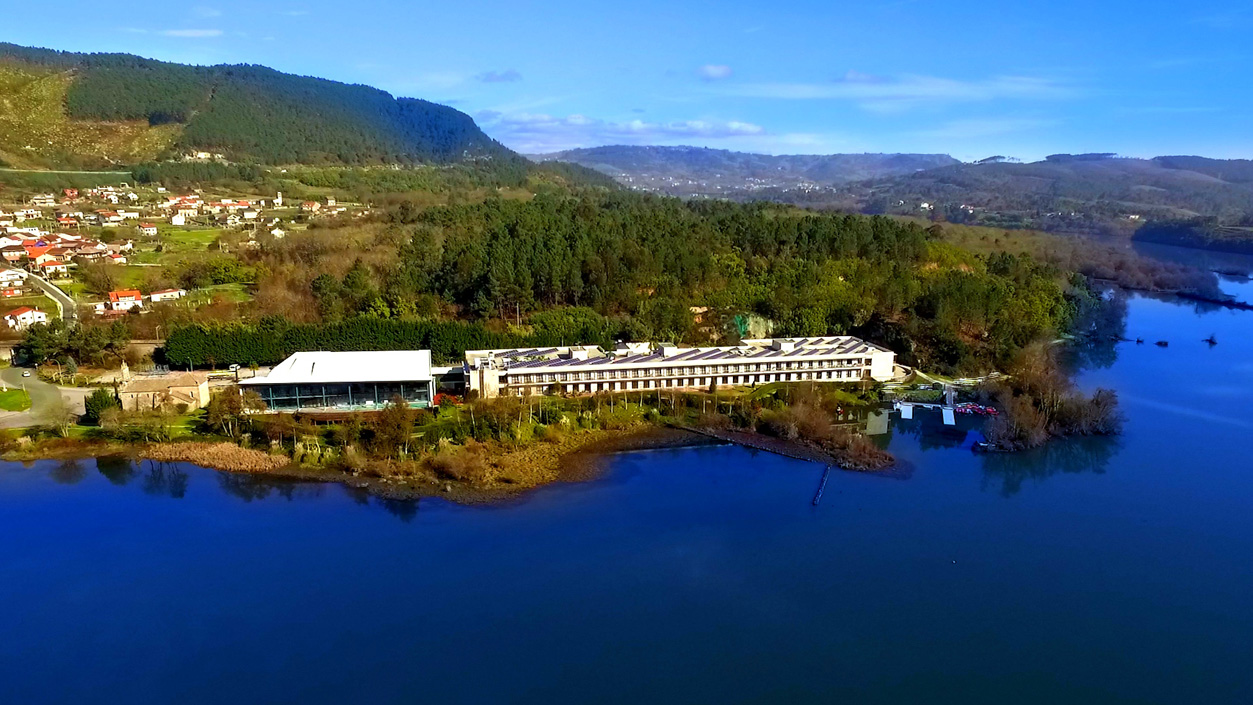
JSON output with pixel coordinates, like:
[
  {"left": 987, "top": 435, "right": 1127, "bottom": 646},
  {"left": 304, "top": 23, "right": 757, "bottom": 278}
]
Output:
[{"left": 465, "top": 336, "right": 897, "bottom": 398}]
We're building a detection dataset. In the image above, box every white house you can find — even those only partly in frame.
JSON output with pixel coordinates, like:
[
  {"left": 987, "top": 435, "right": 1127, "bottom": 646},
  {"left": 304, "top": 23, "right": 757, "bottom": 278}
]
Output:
[
  {"left": 4, "top": 306, "right": 48, "bottom": 330},
  {"left": 148, "top": 288, "right": 187, "bottom": 303},
  {"left": 107, "top": 289, "right": 143, "bottom": 311},
  {"left": 0, "top": 269, "right": 28, "bottom": 285}
]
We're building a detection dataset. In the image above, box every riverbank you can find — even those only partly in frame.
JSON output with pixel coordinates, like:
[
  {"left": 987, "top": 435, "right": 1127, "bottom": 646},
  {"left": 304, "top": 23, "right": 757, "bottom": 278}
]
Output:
[{"left": 1, "top": 425, "right": 718, "bottom": 504}]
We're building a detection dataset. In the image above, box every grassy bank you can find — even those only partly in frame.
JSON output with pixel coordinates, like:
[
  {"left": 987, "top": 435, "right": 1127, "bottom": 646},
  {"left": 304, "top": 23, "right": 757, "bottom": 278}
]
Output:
[{"left": 1, "top": 381, "right": 891, "bottom": 502}]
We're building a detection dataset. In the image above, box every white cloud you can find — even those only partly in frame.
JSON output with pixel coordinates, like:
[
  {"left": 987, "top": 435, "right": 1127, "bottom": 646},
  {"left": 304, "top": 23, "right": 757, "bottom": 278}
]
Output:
[
  {"left": 159, "top": 29, "right": 223, "bottom": 38},
  {"left": 477, "top": 111, "right": 767, "bottom": 153},
  {"left": 698, "top": 64, "right": 733, "bottom": 81},
  {"left": 720, "top": 72, "right": 1072, "bottom": 112},
  {"left": 476, "top": 69, "right": 523, "bottom": 83},
  {"left": 193, "top": 6, "right": 221, "bottom": 18}
]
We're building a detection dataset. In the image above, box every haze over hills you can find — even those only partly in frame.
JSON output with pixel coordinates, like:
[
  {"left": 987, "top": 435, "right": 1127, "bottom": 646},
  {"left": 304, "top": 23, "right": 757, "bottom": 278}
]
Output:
[
  {"left": 844, "top": 154, "right": 1253, "bottom": 231},
  {"left": 0, "top": 42, "right": 516, "bottom": 169},
  {"left": 539, "top": 146, "right": 1253, "bottom": 237},
  {"left": 531, "top": 145, "right": 959, "bottom": 197}
]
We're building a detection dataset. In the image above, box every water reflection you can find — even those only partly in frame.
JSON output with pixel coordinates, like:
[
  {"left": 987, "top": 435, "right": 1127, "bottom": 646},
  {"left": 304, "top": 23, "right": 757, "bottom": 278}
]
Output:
[
  {"left": 141, "top": 462, "right": 189, "bottom": 499},
  {"left": 216, "top": 472, "right": 326, "bottom": 503},
  {"left": 49, "top": 459, "right": 87, "bottom": 485},
  {"left": 978, "top": 435, "right": 1121, "bottom": 497},
  {"left": 1067, "top": 287, "right": 1128, "bottom": 371},
  {"left": 96, "top": 455, "right": 140, "bottom": 486},
  {"left": 892, "top": 412, "right": 978, "bottom": 451},
  {"left": 378, "top": 498, "right": 420, "bottom": 523}
]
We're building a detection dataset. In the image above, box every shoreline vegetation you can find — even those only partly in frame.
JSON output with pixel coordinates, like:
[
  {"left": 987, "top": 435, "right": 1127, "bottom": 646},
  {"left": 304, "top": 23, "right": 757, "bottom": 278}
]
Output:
[
  {"left": 977, "top": 344, "right": 1123, "bottom": 452},
  {"left": 1, "top": 382, "right": 901, "bottom": 502}
]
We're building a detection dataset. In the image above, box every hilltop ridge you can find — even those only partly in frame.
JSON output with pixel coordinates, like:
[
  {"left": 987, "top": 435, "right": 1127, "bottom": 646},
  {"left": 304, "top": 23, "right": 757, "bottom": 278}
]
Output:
[{"left": 0, "top": 42, "right": 516, "bottom": 169}]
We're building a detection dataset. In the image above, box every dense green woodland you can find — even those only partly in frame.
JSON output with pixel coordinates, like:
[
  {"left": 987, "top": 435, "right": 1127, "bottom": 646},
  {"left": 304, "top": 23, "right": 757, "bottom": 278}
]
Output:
[
  {"left": 127, "top": 159, "right": 617, "bottom": 196},
  {"left": 0, "top": 43, "right": 515, "bottom": 165},
  {"left": 168, "top": 194, "right": 1081, "bottom": 373}
]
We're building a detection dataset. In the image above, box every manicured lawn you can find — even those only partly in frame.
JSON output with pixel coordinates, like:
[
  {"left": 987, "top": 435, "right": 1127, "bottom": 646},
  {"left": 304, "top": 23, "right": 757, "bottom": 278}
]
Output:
[
  {"left": 0, "top": 388, "right": 31, "bottom": 412},
  {"left": 188, "top": 283, "right": 253, "bottom": 304},
  {"left": 1, "top": 293, "right": 58, "bottom": 313},
  {"left": 161, "top": 228, "right": 225, "bottom": 250}
]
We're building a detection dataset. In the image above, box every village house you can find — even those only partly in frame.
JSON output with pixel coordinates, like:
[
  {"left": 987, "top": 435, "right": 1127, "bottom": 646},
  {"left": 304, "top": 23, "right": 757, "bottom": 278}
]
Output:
[
  {"left": 4, "top": 306, "right": 48, "bottom": 330},
  {"left": 30, "top": 194, "right": 57, "bottom": 208},
  {"left": 1, "top": 246, "right": 26, "bottom": 263},
  {"left": 76, "top": 246, "right": 109, "bottom": 263},
  {"left": 37, "top": 260, "right": 70, "bottom": 277},
  {"left": 139, "top": 223, "right": 158, "bottom": 237},
  {"left": 301, "top": 201, "right": 321, "bottom": 213},
  {"left": 0, "top": 269, "right": 27, "bottom": 286},
  {"left": 1, "top": 287, "right": 23, "bottom": 298},
  {"left": 148, "top": 288, "right": 187, "bottom": 303},
  {"left": 107, "top": 289, "right": 143, "bottom": 311},
  {"left": 106, "top": 253, "right": 127, "bottom": 265},
  {"left": 118, "top": 373, "right": 211, "bottom": 411}
]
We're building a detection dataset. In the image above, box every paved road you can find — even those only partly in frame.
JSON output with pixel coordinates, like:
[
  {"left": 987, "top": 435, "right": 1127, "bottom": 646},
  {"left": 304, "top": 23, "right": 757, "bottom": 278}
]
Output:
[
  {"left": 19, "top": 270, "right": 77, "bottom": 322},
  {"left": 0, "top": 366, "right": 91, "bottom": 429}
]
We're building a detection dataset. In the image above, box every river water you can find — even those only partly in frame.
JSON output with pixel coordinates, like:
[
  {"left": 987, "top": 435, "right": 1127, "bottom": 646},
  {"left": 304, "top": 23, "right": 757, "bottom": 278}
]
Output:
[{"left": 2, "top": 279, "right": 1252, "bottom": 704}]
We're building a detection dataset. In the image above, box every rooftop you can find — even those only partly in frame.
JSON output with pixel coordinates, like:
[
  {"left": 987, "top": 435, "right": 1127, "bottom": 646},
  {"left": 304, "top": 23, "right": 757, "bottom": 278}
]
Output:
[
  {"left": 123, "top": 373, "right": 206, "bottom": 393},
  {"left": 470, "top": 336, "right": 890, "bottom": 370},
  {"left": 241, "top": 350, "right": 433, "bottom": 386}
]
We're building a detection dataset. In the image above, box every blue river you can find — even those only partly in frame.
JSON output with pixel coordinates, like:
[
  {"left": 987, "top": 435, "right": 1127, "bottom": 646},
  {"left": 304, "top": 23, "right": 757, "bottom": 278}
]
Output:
[{"left": 2, "top": 274, "right": 1251, "bottom": 704}]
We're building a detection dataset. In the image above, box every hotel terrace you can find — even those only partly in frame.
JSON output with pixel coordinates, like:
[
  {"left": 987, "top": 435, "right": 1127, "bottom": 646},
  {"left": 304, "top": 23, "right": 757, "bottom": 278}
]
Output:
[{"left": 465, "top": 337, "right": 898, "bottom": 398}]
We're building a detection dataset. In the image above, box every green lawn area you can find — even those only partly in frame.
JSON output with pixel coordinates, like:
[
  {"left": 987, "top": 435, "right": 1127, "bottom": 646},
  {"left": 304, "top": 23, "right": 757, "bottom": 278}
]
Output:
[
  {"left": 188, "top": 283, "right": 252, "bottom": 304},
  {"left": 160, "top": 227, "right": 226, "bottom": 250},
  {"left": 1, "top": 292, "right": 58, "bottom": 314},
  {"left": 0, "top": 388, "right": 31, "bottom": 412}
]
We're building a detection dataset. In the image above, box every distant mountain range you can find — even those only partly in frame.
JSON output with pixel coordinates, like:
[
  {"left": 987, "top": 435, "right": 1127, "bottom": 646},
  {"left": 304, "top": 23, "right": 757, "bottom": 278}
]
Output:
[
  {"left": 530, "top": 145, "right": 959, "bottom": 196},
  {"left": 537, "top": 146, "right": 1253, "bottom": 235},
  {"left": 848, "top": 154, "right": 1253, "bottom": 230},
  {"left": 0, "top": 42, "right": 515, "bottom": 169}
]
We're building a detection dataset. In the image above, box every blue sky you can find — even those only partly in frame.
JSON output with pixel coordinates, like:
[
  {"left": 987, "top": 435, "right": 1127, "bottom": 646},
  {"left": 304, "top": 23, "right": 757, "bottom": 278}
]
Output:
[{"left": 5, "top": 0, "right": 1252, "bottom": 160}]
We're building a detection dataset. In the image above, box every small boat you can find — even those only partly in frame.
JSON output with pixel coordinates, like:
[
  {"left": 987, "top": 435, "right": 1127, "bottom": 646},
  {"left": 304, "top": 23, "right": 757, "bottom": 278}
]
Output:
[
  {"left": 1155, "top": 341, "right": 1169, "bottom": 347},
  {"left": 1204, "top": 335, "right": 1218, "bottom": 346},
  {"left": 1135, "top": 338, "right": 1144, "bottom": 344}
]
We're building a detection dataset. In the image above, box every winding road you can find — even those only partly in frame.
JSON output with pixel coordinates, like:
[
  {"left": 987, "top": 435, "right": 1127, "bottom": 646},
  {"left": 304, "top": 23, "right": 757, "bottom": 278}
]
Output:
[{"left": 0, "top": 366, "right": 91, "bottom": 428}]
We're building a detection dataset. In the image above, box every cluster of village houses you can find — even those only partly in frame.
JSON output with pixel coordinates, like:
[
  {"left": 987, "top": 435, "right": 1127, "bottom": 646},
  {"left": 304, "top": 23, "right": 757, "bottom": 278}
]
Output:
[{"left": 0, "top": 185, "right": 366, "bottom": 333}]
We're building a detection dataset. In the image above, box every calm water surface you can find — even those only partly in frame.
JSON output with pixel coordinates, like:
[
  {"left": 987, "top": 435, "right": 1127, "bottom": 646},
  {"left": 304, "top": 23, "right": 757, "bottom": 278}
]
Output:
[{"left": 2, "top": 285, "right": 1252, "bottom": 704}]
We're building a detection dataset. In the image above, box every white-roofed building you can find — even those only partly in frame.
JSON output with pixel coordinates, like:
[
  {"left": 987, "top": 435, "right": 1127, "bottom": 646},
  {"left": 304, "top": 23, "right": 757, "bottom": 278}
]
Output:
[
  {"left": 240, "top": 350, "right": 434, "bottom": 411},
  {"left": 465, "top": 336, "right": 897, "bottom": 398}
]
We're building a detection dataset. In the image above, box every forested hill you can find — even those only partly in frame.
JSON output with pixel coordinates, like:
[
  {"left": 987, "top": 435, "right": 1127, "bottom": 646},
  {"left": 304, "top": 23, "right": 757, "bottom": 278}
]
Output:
[
  {"left": 855, "top": 154, "right": 1253, "bottom": 222},
  {"left": 0, "top": 43, "right": 517, "bottom": 167},
  {"left": 532, "top": 145, "right": 959, "bottom": 196}
]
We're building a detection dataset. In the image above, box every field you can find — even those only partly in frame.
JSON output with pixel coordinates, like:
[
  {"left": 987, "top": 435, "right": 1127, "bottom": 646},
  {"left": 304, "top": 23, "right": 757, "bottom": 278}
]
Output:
[
  {"left": 0, "top": 388, "right": 31, "bottom": 411},
  {"left": 1, "top": 292, "right": 59, "bottom": 316},
  {"left": 0, "top": 62, "right": 179, "bottom": 169}
]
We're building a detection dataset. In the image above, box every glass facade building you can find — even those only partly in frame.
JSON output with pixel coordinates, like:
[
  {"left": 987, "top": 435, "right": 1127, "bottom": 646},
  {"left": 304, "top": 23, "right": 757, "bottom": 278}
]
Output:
[
  {"left": 250, "top": 381, "right": 432, "bottom": 411},
  {"left": 241, "top": 350, "right": 435, "bottom": 413}
]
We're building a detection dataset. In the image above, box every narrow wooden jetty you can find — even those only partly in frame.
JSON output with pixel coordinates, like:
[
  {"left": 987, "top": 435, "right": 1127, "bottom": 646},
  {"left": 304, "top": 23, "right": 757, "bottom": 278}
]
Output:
[{"left": 812, "top": 466, "right": 832, "bottom": 506}]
